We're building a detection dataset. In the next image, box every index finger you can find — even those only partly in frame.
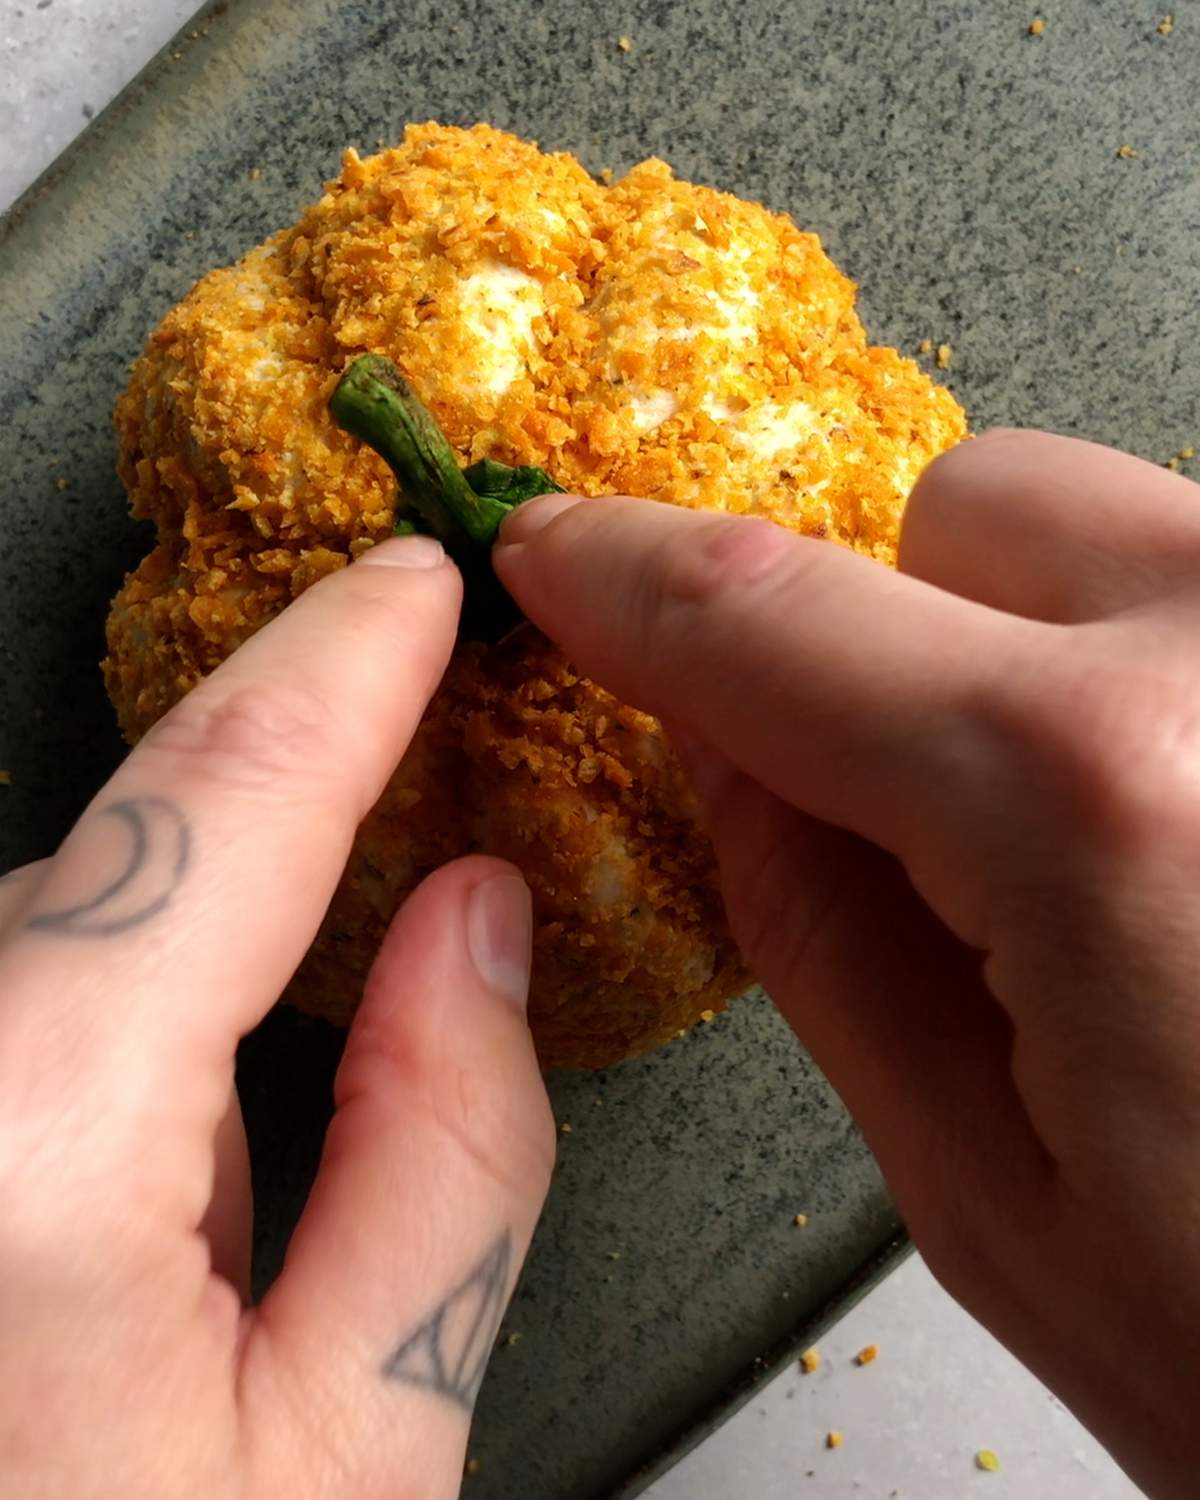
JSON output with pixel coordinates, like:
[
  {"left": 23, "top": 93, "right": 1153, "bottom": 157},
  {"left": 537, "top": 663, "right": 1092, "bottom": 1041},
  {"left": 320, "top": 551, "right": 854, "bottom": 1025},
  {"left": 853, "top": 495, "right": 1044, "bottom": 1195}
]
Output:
[
  {"left": 0, "top": 536, "right": 460, "bottom": 1209},
  {"left": 495, "top": 495, "right": 1027, "bottom": 867}
]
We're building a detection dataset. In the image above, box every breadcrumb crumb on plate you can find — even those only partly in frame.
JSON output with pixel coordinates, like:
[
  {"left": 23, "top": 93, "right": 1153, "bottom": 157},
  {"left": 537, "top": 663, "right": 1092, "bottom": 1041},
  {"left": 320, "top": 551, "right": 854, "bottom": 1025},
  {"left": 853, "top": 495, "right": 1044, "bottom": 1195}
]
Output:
[{"left": 103, "top": 122, "right": 966, "bottom": 1069}]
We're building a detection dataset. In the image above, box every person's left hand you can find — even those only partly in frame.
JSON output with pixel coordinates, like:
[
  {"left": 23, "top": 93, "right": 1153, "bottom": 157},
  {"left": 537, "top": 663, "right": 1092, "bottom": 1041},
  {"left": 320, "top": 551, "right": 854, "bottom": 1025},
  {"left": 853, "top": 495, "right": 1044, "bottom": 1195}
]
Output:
[{"left": 0, "top": 533, "right": 554, "bottom": 1499}]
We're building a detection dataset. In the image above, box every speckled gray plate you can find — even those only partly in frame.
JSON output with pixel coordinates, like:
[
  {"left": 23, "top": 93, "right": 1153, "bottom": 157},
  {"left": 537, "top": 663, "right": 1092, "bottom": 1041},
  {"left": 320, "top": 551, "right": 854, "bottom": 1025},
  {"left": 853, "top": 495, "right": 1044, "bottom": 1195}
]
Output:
[{"left": 2, "top": 2, "right": 1197, "bottom": 1495}]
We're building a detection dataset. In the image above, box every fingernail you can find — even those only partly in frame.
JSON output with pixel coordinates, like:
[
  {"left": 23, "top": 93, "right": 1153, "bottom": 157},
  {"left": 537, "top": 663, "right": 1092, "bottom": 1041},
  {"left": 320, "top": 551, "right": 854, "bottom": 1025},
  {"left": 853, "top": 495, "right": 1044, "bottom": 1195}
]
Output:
[
  {"left": 356, "top": 534, "right": 446, "bottom": 568},
  {"left": 467, "top": 874, "right": 532, "bottom": 1011},
  {"left": 497, "top": 493, "right": 584, "bottom": 546}
]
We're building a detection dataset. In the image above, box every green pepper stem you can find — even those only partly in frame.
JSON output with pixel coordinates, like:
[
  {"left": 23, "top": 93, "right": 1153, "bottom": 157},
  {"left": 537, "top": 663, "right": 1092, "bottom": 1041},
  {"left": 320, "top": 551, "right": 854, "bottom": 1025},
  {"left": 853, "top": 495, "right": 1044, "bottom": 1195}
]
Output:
[
  {"left": 329, "top": 353, "right": 564, "bottom": 638},
  {"left": 329, "top": 354, "right": 511, "bottom": 547}
]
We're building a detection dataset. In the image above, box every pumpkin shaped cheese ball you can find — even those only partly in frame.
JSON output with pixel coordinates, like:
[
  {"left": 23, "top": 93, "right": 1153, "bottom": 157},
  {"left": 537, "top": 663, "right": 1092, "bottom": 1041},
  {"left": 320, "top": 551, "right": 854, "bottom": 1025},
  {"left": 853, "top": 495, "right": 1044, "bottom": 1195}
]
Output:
[{"left": 104, "top": 122, "right": 966, "bottom": 1069}]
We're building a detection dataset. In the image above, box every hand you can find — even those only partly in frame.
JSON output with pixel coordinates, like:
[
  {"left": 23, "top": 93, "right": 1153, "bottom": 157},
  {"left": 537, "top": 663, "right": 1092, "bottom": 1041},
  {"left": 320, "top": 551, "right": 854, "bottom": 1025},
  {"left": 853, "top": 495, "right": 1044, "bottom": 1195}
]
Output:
[
  {"left": 497, "top": 431, "right": 1200, "bottom": 1500},
  {"left": 0, "top": 534, "right": 553, "bottom": 1499}
]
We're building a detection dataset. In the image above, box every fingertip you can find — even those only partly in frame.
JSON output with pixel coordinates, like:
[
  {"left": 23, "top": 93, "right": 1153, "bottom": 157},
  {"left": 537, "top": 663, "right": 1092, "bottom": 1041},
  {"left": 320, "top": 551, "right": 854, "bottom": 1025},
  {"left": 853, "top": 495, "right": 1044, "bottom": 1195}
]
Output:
[
  {"left": 360, "top": 855, "right": 532, "bottom": 1031},
  {"left": 495, "top": 492, "right": 586, "bottom": 548},
  {"left": 355, "top": 534, "right": 448, "bottom": 568}
]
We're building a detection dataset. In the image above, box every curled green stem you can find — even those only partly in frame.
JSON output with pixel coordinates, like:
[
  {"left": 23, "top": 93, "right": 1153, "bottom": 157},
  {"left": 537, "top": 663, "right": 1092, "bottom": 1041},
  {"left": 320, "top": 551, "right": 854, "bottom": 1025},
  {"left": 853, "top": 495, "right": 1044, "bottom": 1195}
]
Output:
[{"left": 329, "top": 354, "right": 563, "bottom": 637}]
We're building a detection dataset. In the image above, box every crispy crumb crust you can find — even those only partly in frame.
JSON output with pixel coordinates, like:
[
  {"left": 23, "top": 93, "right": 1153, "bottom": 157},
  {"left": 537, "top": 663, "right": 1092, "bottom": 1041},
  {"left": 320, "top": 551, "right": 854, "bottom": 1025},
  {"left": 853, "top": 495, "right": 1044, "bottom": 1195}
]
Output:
[{"left": 104, "top": 122, "right": 966, "bottom": 1068}]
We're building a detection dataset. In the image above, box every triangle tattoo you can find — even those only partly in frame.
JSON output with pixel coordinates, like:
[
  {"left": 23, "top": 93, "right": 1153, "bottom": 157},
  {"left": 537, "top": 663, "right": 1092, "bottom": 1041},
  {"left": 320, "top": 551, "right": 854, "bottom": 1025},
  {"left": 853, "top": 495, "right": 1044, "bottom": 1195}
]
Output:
[{"left": 382, "top": 1232, "right": 513, "bottom": 1412}]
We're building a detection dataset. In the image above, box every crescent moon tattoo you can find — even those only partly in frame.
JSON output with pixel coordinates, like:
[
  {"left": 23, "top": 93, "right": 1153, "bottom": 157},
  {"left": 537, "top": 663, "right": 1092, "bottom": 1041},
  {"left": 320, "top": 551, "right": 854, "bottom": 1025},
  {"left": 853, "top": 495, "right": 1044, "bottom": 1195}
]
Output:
[{"left": 27, "top": 797, "right": 191, "bottom": 937}]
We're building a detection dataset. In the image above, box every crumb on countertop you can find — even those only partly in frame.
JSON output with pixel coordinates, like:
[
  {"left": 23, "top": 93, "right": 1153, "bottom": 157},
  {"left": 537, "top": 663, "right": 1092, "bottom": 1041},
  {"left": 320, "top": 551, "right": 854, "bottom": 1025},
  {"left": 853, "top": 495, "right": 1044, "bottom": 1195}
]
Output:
[
  {"left": 699, "top": 1008, "right": 716, "bottom": 1022},
  {"left": 1177, "top": 445, "right": 1195, "bottom": 460},
  {"left": 1028, "top": 17, "right": 1046, "bottom": 35},
  {"left": 248, "top": 167, "right": 262, "bottom": 180},
  {"left": 975, "top": 1449, "right": 1001, "bottom": 1472},
  {"left": 826, "top": 1430, "right": 844, "bottom": 1450},
  {"left": 607, "top": 1250, "right": 622, "bottom": 1260},
  {"left": 793, "top": 1213, "right": 809, "bottom": 1228},
  {"left": 854, "top": 1343, "right": 879, "bottom": 1366},
  {"left": 1165, "top": 456, "right": 1181, "bottom": 470},
  {"left": 800, "top": 1348, "right": 822, "bottom": 1374},
  {"left": 1116, "top": 144, "right": 1138, "bottom": 158},
  {"left": 1158, "top": 14, "right": 1174, "bottom": 35},
  {"left": 936, "top": 343, "right": 953, "bottom": 369},
  {"left": 617, "top": 34, "right": 634, "bottom": 52},
  {"left": 506, "top": 1331, "right": 522, "bottom": 1346},
  {"left": 559, "top": 1121, "right": 573, "bottom": 1134},
  {"left": 918, "top": 337, "right": 933, "bottom": 355},
  {"left": 465, "top": 1456, "right": 481, "bottom": 1476}
]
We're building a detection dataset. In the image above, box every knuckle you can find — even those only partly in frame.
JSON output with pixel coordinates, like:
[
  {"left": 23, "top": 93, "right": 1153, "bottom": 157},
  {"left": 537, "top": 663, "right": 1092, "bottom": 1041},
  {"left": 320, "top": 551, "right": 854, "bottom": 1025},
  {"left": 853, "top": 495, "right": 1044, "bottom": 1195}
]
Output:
[
  {"left": 337, "top": 1029, "right": 555, "bottom": 1206},
  {"left": 911, "top": 427, "right": 1027, "bottom": 500},
  {"left": 436, "top": 1059, "right": 556, "bottom": 1198},
  {"left": 908, "top": 431, "right": 987, "bottom": 514},
  {"left": 987, "top": 650, "right": 1200, "bottom": 859},
  {"left": 645, "top": 515, "right": 811, "bottom": 679},
  {"left": 654, "top": 515, "right": 798, "bottom": 615},
  {"left": 137, "top": 681, "right": 343, "bottom": 797}
]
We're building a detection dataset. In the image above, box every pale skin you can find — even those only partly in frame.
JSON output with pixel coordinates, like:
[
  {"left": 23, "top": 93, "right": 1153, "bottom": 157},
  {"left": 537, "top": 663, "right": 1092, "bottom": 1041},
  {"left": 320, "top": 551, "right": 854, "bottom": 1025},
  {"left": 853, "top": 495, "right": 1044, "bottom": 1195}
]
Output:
[{"left": 1, "top": 429, "right": 1196, "bottom": 1497}]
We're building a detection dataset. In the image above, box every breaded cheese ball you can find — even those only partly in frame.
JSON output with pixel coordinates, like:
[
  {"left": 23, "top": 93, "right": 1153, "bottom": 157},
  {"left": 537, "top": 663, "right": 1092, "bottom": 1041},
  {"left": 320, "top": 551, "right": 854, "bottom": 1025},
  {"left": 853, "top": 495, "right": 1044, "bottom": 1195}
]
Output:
[{"left": 105, "top": 122, "right": 966, "bottom": 1068}]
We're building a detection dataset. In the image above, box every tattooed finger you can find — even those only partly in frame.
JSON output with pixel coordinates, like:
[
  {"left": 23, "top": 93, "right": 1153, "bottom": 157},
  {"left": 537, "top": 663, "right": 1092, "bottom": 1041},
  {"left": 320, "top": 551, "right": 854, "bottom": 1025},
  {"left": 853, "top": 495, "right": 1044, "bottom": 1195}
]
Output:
[
  {"left": 0, "top": 547, "right": 459, "bottom": 1217},
  {"left": 239, "top": 860, "right": 551, "bottom": 1496},
  {"left": 382, "top": 1233, "right": 513, "bottom": 1413},
  {"left": 26, "top": 799, "right": 191, "bottom": 938}
]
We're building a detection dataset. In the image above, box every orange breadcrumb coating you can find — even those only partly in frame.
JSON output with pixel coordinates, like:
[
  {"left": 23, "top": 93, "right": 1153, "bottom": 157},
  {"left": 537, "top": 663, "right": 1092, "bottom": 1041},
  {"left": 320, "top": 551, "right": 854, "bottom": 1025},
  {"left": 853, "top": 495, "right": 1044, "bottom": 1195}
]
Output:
[{"left": 104, "top": 123, "right": 966, "bottom": 1069}]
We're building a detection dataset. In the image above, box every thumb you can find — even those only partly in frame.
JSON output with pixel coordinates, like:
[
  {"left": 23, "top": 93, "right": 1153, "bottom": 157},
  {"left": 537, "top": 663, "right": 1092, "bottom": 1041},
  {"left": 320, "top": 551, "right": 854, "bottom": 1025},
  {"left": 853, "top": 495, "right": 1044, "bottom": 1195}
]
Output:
[{"left": 240, "top": 857, "right": 554, "bottom": 1498}]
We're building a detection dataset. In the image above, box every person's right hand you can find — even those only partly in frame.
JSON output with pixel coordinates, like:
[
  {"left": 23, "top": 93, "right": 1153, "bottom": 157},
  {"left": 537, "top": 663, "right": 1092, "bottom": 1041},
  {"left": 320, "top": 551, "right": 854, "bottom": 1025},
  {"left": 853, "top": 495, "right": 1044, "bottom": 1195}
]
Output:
[{"left": 496, "top": 430, "right": 1200, "bottom": 1500}]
